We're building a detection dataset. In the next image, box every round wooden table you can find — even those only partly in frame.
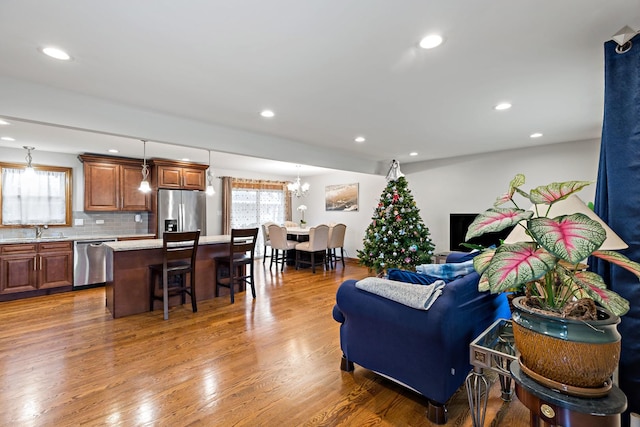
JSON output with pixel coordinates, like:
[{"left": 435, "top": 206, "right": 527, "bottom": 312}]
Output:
[{"left": 511, "top": 360, "right": 627, "bottom": 427}]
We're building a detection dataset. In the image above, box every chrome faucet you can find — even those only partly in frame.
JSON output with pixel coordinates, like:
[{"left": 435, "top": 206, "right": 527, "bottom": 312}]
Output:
[{"left": 34, "top": 224, "right": 48, "bottom": 239}]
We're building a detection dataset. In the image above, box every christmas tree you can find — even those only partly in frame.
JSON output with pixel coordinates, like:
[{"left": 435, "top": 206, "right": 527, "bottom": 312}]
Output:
[{"left": 357, "top": 161, "right": 434, "bottom": 273}]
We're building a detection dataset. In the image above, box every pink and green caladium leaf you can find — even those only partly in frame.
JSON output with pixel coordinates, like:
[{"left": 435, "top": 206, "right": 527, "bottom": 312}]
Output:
[
  {"left": 528, "top": 213, "right": 606, "bottom": 264},
  {"left": 482, "top": 242, "right": 557, "bottom": 293},
  {"left": 494, "top": 174, "right": 526, "bottom": 206},
  {"left": 529, "top": 180, "right": 592, "bottom": 204},
  {"left": 472, "top": 248, "right": 496, "bottom": 275},
  {"left": 592, "top": 250, "right": 640, "bottom": 280},
  {"left": 473, "top": 249, "right": 495, "bottom": 292},
  {"left": 465, "top": 208, "right": 533, "bottom": 241},
  {"left": 560, "top": 269, "right": 630, "bottom": 316}
]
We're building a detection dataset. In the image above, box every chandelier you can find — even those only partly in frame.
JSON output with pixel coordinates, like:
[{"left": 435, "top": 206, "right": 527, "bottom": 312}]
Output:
[{"left": 288, "top": 166, "right": 310, "bottom": 198}]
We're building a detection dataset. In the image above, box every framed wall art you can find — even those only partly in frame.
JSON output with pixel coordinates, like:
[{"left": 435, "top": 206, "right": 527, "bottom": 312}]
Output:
[{"left": 325, "top": 183, "right": 359, "bottom": 211}]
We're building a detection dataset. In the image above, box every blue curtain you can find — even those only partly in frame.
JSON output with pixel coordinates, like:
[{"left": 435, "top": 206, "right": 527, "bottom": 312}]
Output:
[{"left": 593, "top": 34, "right": 640, "bottom": 425}]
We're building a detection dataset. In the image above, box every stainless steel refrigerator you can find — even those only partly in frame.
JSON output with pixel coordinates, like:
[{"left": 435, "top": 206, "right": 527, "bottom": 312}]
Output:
[{"left": 157, "top": 189, "right": 206, "bottom": 239}]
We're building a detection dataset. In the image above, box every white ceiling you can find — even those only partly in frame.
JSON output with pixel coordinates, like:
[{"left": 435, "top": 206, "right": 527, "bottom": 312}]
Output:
[{"left": 0, "top": 1, "right": 639, "bottom": 176}]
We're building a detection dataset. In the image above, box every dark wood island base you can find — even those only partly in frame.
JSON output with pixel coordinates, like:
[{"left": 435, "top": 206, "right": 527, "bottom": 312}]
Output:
[{"left": 105, "top": 237, "right": 230, "bottom": 318}]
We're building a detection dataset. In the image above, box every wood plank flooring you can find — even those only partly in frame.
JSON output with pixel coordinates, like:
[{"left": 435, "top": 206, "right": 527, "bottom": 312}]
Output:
[{"left": 0, "top": 260, "right": 529, "bottom": 426}]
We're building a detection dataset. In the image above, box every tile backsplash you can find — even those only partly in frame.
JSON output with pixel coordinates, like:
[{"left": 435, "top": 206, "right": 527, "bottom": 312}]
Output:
[{"left": 0, "top": 211, "right": 150, "bottom": 240}]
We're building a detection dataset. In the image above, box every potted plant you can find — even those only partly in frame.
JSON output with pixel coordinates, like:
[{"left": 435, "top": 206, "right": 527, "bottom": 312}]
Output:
[
  {"left": 297, "top": 204, "right": 307, "bottom": 228},
  {"left": 465, "top": 174, "right": 640, "bottom": 395}
]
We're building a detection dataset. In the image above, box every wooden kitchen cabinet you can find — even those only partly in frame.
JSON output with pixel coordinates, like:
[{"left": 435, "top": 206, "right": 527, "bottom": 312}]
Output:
[
  {"left": 79, "top": 154, "right": 151, "bottom": 211},
  {"left": 0, "top": 241, "right": 73, "bottom": 299},
  {"left": 151, "top": 159, "right": 207, "bottom": 191},
  {"left": 38, "top": 241, "right": 74, "bottom": 290}
]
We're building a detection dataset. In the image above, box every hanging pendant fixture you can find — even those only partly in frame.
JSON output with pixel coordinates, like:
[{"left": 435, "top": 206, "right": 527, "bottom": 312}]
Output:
[
  {"left": 139, "top": 140, "right": 151, "bottom": 193},
  {"left": 23, "top": 146, "right": 37, "bottom": 180},
  {"left": 206, "top": 150, "right": 215, "bottom": 196},
  {"left": 287, "top": 165, "right": 310, "bottom": 198}
]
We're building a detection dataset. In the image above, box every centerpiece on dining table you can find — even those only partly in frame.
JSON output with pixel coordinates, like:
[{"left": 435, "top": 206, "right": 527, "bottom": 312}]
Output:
[{"left": 297, "top": 204, "right": 307, "bottom": 228}]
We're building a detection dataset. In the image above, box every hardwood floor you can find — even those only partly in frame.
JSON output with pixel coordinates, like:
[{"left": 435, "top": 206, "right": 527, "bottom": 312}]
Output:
[{"left": 0, "top": 260, "right": 529, "bottom": 426}]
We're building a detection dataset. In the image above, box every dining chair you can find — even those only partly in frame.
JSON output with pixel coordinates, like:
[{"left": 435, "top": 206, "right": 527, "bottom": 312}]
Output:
[
  {"left": 295, "top": 224, "right": 330, "bottom": 273},
  {"left": 268, "top": 224, "right": 298, "bottom": 272},
  {"left": 327, "top": 223, "right": 347, "bottom": 269},
  {"left": 284, "top": 220, "right": 298, "bottom": 228},
  {"left": 149, "top": 230, "right": 200, "bottom": 320},
  {"left": 214, "top": 228, "right": 259, "bottom": 303},
  {"left": 261, "top": 222, "right": 275, "bottom": 264}
]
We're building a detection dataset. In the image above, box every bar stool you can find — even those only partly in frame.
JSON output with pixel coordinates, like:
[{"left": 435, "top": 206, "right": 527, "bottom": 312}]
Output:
[
  {"left": 149, "top": 230, "right": 200, "bottom": 320},
  {"left": 327, "top": 223, "right": 347, "bottom": 269},
  {"left": 268, "top": 224, "right": 297, "bottom": 272},
  {"left": 295, "top": 224, "right": 330, "bottom": 273},
  {"left": 215, "top": 228, "right": 259, "bottom": 303}
]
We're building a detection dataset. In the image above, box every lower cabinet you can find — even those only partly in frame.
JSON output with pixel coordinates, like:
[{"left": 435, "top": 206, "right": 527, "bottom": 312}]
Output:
[{"left": 0, "top": 241, "right": 73, "bottom": 299}]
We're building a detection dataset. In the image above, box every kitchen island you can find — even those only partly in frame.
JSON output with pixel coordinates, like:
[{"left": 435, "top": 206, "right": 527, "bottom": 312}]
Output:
[{"left": 104, "top": 236, "right": 231, "bottom": 318}]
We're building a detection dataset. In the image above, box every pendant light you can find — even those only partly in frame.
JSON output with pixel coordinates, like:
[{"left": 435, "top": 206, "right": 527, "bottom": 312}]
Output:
[
  {"left": 139, "top": 140, "right": 151, "bottom": 193},
  {"left": 206, "top": 150, "right": 215, "bottom": 196},
  {"left": 23, "top": 146, "right": 36, "bottom": 180}
]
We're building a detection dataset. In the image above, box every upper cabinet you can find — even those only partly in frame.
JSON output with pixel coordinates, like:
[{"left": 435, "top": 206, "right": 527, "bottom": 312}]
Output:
[
  {"left": 79, "top": 154, "right": 152, "bottom": 212},
  {"left": 150, "top": 159, "right": 207, "bottom": 191}
]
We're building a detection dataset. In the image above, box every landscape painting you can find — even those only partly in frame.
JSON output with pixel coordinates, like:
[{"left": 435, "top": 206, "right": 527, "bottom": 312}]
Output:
[{"left": 325, "top": 183, "right": 358, "bottom": 212}]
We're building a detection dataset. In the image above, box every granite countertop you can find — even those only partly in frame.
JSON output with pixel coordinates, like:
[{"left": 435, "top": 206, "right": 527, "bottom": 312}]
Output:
[
  {"left": 104, "top": 235, "right": 231, "bottom": 251},
  {"left": 0, "top": 234, "right": 156, "bottom": 244}
]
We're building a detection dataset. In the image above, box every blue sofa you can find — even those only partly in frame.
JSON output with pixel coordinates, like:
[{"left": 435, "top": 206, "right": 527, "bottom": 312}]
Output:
[{"left": 332, "top": 252, "right": 510, "bottom": 423}]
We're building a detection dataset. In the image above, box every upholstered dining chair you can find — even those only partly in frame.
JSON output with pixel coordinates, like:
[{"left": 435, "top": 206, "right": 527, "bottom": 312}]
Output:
[
  {"left": 295, "top": 224, "right": 330, "bottom": 273},
  {"left": 149, "top": 230, "right": 200, "bottom": 320},
  {"left": 268, "top": 224, "right": 298, "bottom": 272},
  {"left": 284, "top": 220, "right": 298, "bottom": 228},
  {"left": 214, "top": 228, "right": 259, "bottom": 303},
  {"left": 261, "top": 222, "right": 275, "bottom": 264},
  {"left": 327, "top": 223, "right": 347, "bottom": 269}
]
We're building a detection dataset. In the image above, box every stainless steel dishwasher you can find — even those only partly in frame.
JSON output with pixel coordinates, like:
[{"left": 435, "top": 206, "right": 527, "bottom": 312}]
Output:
[{"left": 73, "top": 238, "right": 117, "bottom": 288}]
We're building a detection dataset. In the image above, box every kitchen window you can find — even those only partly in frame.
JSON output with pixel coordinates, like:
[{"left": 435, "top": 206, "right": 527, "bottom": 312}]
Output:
[{"left": 0, "top": 163, "right": 73, "bottom": 227}]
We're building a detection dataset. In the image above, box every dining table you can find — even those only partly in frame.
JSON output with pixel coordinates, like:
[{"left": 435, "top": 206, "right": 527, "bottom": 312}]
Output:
[{"left": 285, "top": 226, "right": 310, "bottom": 239}]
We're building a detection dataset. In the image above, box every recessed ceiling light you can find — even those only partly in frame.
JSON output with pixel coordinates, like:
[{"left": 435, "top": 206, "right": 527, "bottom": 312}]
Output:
[
  {"left": 1, "top": 136, "right": 16, "bottom": 141},
  {"left": 530, "top": 132, "right": 543, "bottom": 138},
  {"left": 494, "top": 102, "right": 512, "bottom": 111},
  {"left": 409, "top": 152, "right": 418, "bottom": 156},
  {"left": 0, "top": 119, "right": 10, "bottom": 126},
  {"left": 108, "top": 149, "right": 119, "bottom": 153},
  {"left": 260, "top": 110, "right": 275, "bottom": 118},
  {"left": 181, "top": 158, "right": 190, "bottom": 162},
  {"left": 41, "top": 46, "right": 72, "bottom": 61},
  {"left": 354, "top": 136, "right": 366, "bottom": 143},
  {"left": 419, "top": 34, "right": 443, "bottom": 49}
]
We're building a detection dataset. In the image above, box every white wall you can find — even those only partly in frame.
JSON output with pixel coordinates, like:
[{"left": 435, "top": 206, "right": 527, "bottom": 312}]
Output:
[
  {"left": 299, "top": 138, "right": 601, "bottom": 257},
  {"left": 291, "top": 171, "right": 387, "bottom": 261}
]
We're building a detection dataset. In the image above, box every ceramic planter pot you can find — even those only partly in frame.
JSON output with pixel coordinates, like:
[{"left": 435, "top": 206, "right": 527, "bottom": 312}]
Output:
[{"left": 511, "top": 296, "right": 621, "bottom": 392}]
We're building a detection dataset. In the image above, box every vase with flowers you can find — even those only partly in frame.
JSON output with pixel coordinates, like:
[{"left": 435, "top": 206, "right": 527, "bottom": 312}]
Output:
[
  {"left": 465, "top": 174, "right": 640, "bottom": 395},
  {"left": 297, "top": 204, "right": 307, "bottom": 228}
]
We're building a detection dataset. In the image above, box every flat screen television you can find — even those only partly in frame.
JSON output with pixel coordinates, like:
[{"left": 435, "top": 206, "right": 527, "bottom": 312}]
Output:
[{"left": 449, "top": 213, "right": 515, "bottom": 252}]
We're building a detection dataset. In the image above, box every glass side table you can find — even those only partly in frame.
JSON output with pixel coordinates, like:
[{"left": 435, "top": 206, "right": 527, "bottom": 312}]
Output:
[{"left": 465, "top": 318, "right": 517, "bottom": 427}]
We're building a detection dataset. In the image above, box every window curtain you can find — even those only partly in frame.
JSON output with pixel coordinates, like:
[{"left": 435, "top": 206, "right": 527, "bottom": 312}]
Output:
[
  {"left": 221, "top": 176, "right": 233, "bottom": 235},
  {"left": 592, "top": 33, "right": 640, "bottom": 423},
  {"left": 2, "top": 168, "right": 67, "bottom": 225},
  {"left": 220, "top": 177, "right": 290, "bottom": 256}
]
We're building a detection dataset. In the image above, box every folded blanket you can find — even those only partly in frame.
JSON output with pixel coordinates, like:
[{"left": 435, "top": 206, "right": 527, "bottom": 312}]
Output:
[
  {"left": 416, "top": 259, "right": 475, "bottom": 280},
  {"left": 355, "top": 277, "right": 446, "bottom": 310}
]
